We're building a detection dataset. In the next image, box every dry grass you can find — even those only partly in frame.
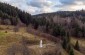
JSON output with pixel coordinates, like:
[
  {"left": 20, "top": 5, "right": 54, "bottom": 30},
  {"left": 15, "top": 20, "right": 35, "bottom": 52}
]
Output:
[
  {"left": 29, "top": 44, "right": 57, "bottom": 55},
  {"left": 0, "top": 25, "right": 84, "bottom": 55},
  {"left": 0, "top": 25, "right": 58, "bottom": 55},
  {"left": 71, "top": 37, "right": 85, "bottom": 48},
  {"left": 74, "top": 50, "right": 83, "bottom": 55},
  {"left": 71, "top": 37, "right": 85, "bottom": 55}
]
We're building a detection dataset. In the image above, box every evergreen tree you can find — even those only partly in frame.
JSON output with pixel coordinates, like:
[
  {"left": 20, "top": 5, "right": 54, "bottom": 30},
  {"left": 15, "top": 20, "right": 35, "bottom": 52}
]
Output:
[
  {"left": 81, "top": 26, "right": 85, "bottom": 37},
  {"left": 66, "top": 32, "right": 70, "bottom": 43},
  {"left": 69, "top": 48, "right": 74, "bottom": 55},
  {"left": 60, "top": 29, "right": 66, "bottom": 36},
  {"left": 67, "top": 44, "right": 71, "bottom": 52},
  {"left": 0, "top": 10, "right": 3, "bottom": 17},
  {"left": 62, "top": 37, "right": 67, "bottom": 49},
  {"left": 45, "top": 21, "right": 50, "bottom": 33},
  {"left": 62, "top": 32, "right": 71, "bottom": 52},
  {"left": 33, "top": 20, "right": 39, "bottom": 29},
  {"left": 52, "top": 25, "right": 60, "bottom": 36},
  {"left": 74, "top": 40, "right": 80, "bottom": 51}
]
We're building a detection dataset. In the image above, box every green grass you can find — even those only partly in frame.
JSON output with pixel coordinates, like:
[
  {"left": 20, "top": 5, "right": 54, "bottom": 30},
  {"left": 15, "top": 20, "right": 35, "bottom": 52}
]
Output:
[
  {"left": 0, "top": 31, "right": 21, "bottom": 45},
  {"left": 0, "top": 31, "right": 6, "bottom": 36}
]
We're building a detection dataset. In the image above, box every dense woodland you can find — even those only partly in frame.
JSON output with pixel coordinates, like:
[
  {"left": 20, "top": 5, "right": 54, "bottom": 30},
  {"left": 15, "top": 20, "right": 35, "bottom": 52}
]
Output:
[
  {"left": 33, "top": 10, "right": 85, "bottom": 37},
  {"left": 0, "top": 2, "right": 31, "bottom": 26}
]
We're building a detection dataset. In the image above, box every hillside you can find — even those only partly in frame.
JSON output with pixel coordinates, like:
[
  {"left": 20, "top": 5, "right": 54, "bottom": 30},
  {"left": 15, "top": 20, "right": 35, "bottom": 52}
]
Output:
[
  {"left": 0, "top": 25, "right": 65, "bottom": 55},
  {"left": 0, "top": 2, "right": 85, "bottom": 55},
  {"left": 0, "top": 25, "right": 84, "bottom": 55}
]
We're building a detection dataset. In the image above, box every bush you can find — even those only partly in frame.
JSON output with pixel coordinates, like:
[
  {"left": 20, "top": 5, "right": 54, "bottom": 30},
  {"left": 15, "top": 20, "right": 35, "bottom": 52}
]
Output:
[{"left": 5, "top": 31, "right": 7, "bottom": 33}]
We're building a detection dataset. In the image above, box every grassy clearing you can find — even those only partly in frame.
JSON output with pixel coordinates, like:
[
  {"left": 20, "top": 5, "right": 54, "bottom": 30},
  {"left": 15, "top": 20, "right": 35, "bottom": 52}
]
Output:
[
  {"left": 1, "top": 25, "right": 83, "bottom": 55},
  {"left": 0, "top": 25, "right": 57, "bottom": 55},
  {"left": 74, "top": 50, "right": 83, "bottom": 55},
  {"left": 71, "top": 37, "right": 85, "bottom": 48},
  {"left": 71, "top": 37, "right": 85, "bottom": 55},
  {"left": 0, "top": 32, "right": 21, "bottom": 45}
]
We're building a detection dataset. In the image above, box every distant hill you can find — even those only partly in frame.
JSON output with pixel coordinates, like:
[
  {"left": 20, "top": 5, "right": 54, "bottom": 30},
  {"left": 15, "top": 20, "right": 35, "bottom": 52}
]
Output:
[
  {"left": 34, "top": 10, "right": 85, "bottom": 18},
  {"left": 33, "top": 10, "right": 85, "bottom": 27}
]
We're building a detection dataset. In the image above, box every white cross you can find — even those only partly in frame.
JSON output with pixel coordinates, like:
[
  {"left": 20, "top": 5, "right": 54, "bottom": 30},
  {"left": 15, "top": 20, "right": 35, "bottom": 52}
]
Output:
[{"left": 40, "top": 40, "right": 43, "bottom": 48}]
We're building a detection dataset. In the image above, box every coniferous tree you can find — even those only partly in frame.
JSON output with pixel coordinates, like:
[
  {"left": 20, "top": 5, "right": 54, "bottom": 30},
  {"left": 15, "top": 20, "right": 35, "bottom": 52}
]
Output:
[
  {"left": 81, "top": 26, "right": 85, "bottom": 37},
  {"left": 66, "top": 32, "right": 70, "bottom": 43},
  {"left": 52, "top": 24, "right": 63, "bottom": 36},
  {"left": 45, "top": 21, "right": 50, "bottom": 33},
  {"left": 62, "top": 33, "right": 68, "bottom": 50},
  {"left": 74, "top": 40, "right": 80, "bottom": 51},
  {"left": 69, "top": 48, "right": 74, "bottom": 55},
  {"left": 60, "top": 28, "right": 66, "bottom": 36},
  {"left": 33, "top": 20, "right": 39, "bottom": 29},
  {"left": 62, "top": 37, "right": 67, "bottom": 49},
  {"left": 0, "top": 10, "right": 3, "bottom": 17}
]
